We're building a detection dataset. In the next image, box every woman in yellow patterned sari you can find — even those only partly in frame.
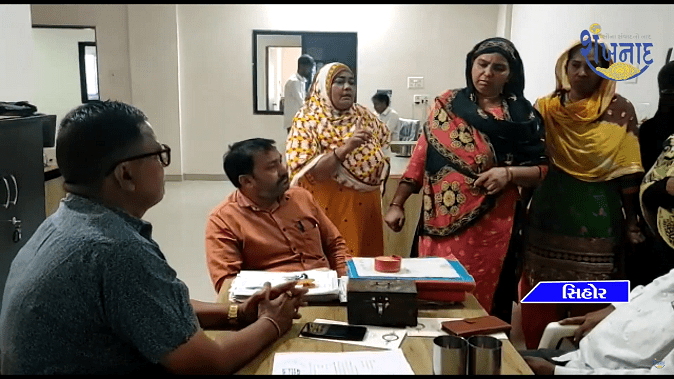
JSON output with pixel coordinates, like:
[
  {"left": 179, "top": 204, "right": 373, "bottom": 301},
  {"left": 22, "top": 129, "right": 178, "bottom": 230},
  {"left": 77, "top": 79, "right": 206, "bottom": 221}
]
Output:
[
  {"left": 519, "top": 41, "right": 645, "bottom": 349},
  {"left": 286, "top": 62, "right": 391, "bottom": 257}
]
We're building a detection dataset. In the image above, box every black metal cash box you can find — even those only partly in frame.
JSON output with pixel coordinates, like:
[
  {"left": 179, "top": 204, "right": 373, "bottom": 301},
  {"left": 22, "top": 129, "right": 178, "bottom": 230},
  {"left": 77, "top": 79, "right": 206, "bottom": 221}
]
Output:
[{"left": 347, "top": 279, "right": 418, "bottom": 327}]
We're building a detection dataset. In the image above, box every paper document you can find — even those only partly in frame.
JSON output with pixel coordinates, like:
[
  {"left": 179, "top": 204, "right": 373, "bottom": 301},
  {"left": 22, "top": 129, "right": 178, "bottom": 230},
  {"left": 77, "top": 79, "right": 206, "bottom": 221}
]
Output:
[
  {"left": 350, "top": 257, "right": 460, "bottom": 278},
  {"left": 272, "top": 349, "right": 414, "bottom": 375},
  {"left": 302, "top": 318, "right": 406, "bottom": 350},
  {"left": 229, "top": 269, "right": 339, "bottom": 302}
]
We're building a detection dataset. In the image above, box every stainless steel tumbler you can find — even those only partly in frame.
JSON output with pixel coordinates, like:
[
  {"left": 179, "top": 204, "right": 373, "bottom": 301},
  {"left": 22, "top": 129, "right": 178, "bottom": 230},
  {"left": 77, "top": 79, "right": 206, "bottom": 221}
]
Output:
[
  {"left": 467, "top": 335, "right": 502, "bottom": 375},
  {"left": 433, "top": 335, "right": 468, "bottom": 375}
]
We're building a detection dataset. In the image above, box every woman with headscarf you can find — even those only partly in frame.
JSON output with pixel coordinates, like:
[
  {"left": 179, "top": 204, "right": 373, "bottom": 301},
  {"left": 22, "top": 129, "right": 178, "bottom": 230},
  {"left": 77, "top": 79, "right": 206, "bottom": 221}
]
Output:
[
  {"left": 286, "top": 62, "right": 391, "bottom": 258},
  {"left": 519, "top": 41, "right": 645, "bottom": 349},
  {"left": 383, "top": 37, "right": 547, "bottom": 313},
  {"left": 635, "top": 60, "right": 674, "bottom": 287},
  {"left": 638, "top": 60, "right": 674, "bottom": 173}
]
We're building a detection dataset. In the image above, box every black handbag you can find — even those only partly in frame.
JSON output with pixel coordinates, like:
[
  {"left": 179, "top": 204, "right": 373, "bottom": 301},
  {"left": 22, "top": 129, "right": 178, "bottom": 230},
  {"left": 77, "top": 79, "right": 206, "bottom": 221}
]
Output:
[{"left": 0, "top": 101, "right": 38, "bottom": 117}]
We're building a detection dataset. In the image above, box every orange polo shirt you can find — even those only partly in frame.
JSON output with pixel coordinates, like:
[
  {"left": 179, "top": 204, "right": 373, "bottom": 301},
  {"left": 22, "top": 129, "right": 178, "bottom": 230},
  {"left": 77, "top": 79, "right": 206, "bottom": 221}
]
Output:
[{"left": 205, "top": 186, "right": 350, "bottom": 293}]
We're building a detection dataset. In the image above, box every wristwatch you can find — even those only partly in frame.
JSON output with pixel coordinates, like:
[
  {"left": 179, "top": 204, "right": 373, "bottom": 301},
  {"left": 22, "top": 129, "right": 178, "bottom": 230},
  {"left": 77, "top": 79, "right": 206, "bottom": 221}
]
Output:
[{"left": 228, "top": 304, "right": 238, "bottom": 325}]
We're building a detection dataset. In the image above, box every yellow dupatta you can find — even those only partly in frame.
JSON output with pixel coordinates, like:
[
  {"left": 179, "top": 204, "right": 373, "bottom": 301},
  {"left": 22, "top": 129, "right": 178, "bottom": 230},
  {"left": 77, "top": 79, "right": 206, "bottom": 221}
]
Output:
[
  {"left": 286, "top": 63, "right": 391, "bottom": 191},
  {"left": 536, "top": 41, "right": 643, "bottom": 182}
]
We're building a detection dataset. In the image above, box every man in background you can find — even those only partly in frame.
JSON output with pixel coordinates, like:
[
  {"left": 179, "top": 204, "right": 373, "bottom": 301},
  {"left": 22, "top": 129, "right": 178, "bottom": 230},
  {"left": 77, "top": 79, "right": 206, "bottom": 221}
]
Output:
[
  {"left": 372, "top": 92, "right": 402, "bottom": 140},
  {"left": 283, "top": 54, "right": 315, "bottom": 133}
]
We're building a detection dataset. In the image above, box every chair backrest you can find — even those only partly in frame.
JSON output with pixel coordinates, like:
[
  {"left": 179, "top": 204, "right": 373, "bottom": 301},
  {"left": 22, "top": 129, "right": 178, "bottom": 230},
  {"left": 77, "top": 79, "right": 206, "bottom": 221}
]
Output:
[{"left": 398, "top": 118, "right": 421, "bottom": 141}]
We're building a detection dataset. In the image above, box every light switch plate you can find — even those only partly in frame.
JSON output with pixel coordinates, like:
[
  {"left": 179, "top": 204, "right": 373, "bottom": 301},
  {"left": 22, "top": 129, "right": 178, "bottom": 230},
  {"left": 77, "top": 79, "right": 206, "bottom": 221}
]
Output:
[
  {"left": 413, "top": 94, "right": 429, "bottom": 104},
  {"left": 407, "top": 77, "right": 424, "bottom": 89}
]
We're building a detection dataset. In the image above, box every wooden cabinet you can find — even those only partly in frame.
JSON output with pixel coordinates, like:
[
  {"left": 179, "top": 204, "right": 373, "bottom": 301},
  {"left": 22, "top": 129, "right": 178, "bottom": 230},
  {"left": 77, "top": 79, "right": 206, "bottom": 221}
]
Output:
[{"left": 1, "top": 115, "right": 49, "bottom": 307}]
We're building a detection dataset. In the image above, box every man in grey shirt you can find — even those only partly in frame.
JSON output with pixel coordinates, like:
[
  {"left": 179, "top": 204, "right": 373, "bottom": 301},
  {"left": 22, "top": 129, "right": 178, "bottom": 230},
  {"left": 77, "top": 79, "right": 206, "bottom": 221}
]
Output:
[{"left": 0, "top": 101, "right": 307, "bottom": 374}]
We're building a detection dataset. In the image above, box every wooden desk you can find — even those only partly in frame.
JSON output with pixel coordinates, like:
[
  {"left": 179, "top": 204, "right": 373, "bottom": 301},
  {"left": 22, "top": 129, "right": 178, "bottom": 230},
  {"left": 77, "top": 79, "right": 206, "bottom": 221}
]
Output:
[{"left": 206, "top": 280, "right": 533, "bottom": 375}]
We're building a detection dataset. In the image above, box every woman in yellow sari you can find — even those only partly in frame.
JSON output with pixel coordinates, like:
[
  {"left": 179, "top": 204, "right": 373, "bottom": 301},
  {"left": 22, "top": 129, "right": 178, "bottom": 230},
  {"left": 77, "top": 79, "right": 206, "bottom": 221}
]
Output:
[
  {"left": 286, "top": 63, "right": 391, "bottom": 257},
  {"left": 519, "top": 41, "right": 645, "bottom": 349}
]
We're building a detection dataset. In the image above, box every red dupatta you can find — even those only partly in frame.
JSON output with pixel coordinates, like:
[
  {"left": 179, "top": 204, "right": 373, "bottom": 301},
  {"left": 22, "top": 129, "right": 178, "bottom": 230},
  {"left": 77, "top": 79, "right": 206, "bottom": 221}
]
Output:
[{"left": 419, "top": 89, "right": 503, "bottom": 236}]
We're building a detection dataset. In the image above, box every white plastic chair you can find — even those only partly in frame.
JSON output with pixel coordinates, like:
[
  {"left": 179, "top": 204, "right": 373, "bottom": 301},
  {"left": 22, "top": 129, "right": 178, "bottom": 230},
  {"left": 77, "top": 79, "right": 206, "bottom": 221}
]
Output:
[{"left": 537, "top": 321, "right": 579, "bottom": 350}]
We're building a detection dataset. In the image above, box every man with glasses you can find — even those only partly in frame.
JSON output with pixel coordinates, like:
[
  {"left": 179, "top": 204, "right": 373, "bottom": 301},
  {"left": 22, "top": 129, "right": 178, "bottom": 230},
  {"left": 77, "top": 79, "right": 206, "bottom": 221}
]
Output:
[{"left": 0, "top": 101, "right": 307, "bottom": 374}]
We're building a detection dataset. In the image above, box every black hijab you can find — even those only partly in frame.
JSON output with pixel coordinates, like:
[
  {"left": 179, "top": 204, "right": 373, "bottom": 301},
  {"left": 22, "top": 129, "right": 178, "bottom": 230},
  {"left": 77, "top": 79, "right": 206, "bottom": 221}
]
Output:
[
  {"left": 639, "top": 60, "right": 674, "bottom": 171},
  {"left": 451, "top": 37, "right": 546, "bottom": 166}
]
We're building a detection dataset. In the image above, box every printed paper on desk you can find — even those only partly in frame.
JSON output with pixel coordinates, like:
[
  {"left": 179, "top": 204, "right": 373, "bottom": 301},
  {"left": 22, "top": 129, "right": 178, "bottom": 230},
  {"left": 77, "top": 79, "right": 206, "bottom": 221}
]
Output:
[
  {"left": 301, "top": 318, "right": 406, "bottom": 350},
  {"left": 272, "top": 349, "right": 414, "bottom": 375},
  {"left": 406, "top": 317, "right": 508, "bottom": 340},
  {"left": 228, "top": 269, "right": 339, "bottom": 302},
  {"left": 350, "top": 257, "right": 460, "bottom": 278}
]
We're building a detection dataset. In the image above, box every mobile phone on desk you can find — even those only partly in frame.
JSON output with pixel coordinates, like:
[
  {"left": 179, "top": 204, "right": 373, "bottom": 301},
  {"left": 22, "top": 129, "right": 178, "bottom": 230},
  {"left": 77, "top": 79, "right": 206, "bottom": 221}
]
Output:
[{"left": 300, "top": 322, "right": 367, "bottom": 341}]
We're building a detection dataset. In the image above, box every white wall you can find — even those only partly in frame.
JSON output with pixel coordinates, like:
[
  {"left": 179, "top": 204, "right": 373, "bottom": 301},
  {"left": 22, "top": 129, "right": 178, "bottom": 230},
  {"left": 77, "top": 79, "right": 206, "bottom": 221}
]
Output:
[
  {"left": 510, "top": 4, "right": 674, "bottom": 121},
  {"left": 496, "top": 4, "right": 512, "bottom": 39},
  {"left": 177, "top": 4, "right": 500, "bottom": 176},
  {"left": 32, "top": 28, "right": 95, "bottom": 127},
  {"left": 127, "top": 5, "right": 183, "bottom": 178},
  {"left": 31, "top": 4, "right": 132, "bottom": 105},
  {"left": 0, "top": 5, "right": 34, "bottom": 102}
]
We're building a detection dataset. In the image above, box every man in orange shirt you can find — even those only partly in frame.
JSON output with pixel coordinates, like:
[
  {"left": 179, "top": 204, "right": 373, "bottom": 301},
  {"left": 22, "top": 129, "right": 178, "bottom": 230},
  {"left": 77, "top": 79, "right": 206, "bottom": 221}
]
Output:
[{"left": 206, "top": 138, "right": 350, "bottom": 294}]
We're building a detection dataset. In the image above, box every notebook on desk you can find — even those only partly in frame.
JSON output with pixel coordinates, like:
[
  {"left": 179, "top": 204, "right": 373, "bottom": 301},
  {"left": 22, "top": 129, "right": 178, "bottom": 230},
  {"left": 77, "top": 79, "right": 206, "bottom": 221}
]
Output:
[{"left": 441, "top": 316, "right": 511, "bottom": 338}]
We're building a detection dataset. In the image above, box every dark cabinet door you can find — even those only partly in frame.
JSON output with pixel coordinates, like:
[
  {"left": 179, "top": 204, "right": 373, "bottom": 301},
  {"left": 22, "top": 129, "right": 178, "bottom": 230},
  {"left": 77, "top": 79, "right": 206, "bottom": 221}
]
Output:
[
  {"left": 0, "top": 116, "right": 46, "bottom": 307},
  {"left": 302, "top": 32, "right": 358, "bottom": 100}
]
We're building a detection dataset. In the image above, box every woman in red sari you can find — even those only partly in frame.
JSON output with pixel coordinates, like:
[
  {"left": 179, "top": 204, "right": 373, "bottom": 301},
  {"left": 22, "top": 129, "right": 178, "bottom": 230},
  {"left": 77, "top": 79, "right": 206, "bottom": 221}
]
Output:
[{"left": 384, "top": 38, "right": 547, "bottom": 312}]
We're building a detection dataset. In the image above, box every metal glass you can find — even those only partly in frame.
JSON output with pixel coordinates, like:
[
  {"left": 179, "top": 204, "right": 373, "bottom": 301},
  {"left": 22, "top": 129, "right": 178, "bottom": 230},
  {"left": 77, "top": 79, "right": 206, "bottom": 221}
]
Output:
[
  {"left": 433, "top": 335, "right": 468, "bottom": 375},
  {"left": 467, "top": 335, "right": 502, "bottom": 375}
]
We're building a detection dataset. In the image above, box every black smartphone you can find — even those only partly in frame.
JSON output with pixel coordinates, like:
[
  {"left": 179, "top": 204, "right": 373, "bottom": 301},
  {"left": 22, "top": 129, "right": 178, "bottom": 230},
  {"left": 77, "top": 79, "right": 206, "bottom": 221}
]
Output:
[{"left": 300, "top": 322, "right": 367, "bottom": 341}]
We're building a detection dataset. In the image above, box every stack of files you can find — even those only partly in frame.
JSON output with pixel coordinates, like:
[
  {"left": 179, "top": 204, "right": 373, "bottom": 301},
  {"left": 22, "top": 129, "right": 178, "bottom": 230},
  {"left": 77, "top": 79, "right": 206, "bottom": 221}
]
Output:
[
  {"left": 228, "top": 269, "right": 340, "bottom": 303},
  {"left": 346, "top": 257, "right": 476, "bottom": 303}
]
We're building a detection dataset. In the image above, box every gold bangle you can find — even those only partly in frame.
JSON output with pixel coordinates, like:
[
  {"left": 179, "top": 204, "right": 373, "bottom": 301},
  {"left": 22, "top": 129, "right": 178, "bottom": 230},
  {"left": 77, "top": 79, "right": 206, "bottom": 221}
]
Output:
[{"left": 260, "top": 316, "right": 281, "bottom": 338}]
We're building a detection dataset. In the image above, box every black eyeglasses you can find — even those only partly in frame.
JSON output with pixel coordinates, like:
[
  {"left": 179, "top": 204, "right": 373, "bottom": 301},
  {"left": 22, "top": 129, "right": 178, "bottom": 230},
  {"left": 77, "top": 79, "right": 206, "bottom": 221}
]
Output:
[{"left": 106, "top": 143, "right": 171, "bottom": 175}]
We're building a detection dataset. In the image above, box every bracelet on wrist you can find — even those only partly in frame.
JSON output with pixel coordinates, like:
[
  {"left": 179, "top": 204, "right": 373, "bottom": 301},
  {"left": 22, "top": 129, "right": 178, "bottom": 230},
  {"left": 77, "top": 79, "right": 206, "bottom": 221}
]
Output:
[
  {"left": 390, "top": 202, "right": 404, "bottom": 210},
  {"left": 260, "top": 316, "right": 282, "bottom": 339},
  {"left": 505, "top": 166, "right": 513, "bottom": 183}
]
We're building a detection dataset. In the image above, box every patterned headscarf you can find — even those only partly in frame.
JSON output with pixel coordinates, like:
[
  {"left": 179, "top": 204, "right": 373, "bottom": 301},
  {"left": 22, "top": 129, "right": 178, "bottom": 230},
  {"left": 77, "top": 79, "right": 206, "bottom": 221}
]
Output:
[
  {"left": 450, "top": 37, "right": 547, "bottom": 166},
  {"left": 536, "top": 40, "right": 643, "bottom": 182},
  {"left": 286, "top": 62, "right": 391, "bottom": 190}
]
